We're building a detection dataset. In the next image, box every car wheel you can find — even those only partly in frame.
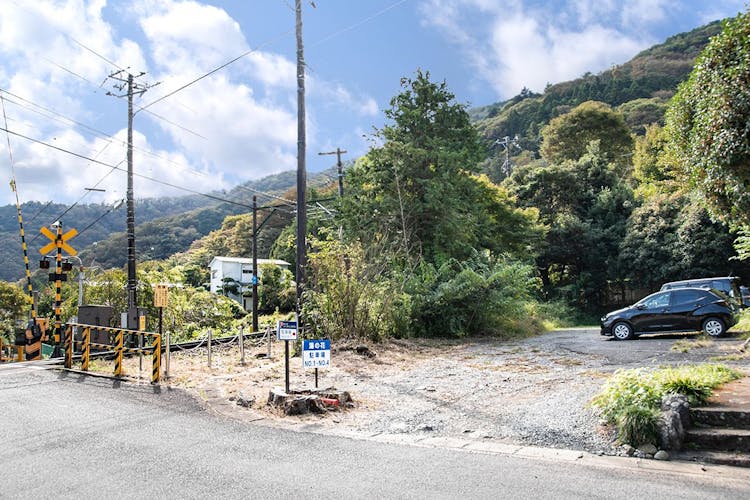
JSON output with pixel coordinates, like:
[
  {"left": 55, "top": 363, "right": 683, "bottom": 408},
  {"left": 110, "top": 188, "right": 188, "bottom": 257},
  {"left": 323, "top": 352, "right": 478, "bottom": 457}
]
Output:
[
  {"left": 612, "top": 322, "right": 634, "bottom": 340},
  {"left": 702, "top": 317, "right": 726, "bottom": 337}
]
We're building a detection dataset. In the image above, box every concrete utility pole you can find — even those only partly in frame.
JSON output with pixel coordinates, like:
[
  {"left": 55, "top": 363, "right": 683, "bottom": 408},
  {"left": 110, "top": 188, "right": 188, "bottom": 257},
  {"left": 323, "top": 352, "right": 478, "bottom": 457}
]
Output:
[
  {"left": 318, "top": 148, "right": 347, "bottom": 197},
  {"left": 106, "top": 70, "right": 157, "bottom": 330},
  {"left": 295, "top": 0, "right": 307, "bottom": 314}
]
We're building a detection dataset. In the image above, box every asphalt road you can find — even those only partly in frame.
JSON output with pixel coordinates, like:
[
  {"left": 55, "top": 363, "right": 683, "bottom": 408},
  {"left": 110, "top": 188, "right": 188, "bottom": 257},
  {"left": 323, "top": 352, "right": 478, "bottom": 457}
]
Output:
[{"left": 1, "top": 363, "right": 749, "bottom": 499}]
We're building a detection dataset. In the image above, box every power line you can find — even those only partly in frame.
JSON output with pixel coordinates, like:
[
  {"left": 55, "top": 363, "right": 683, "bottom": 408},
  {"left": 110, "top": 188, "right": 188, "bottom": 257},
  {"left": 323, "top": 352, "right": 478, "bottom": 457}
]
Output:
[
  {"left": 308, "top": 0, "right": 410, "bottom": 48},
  {"left": 0, "top": 89, "right": 295, "bottom": 207},
  {"left": 0, "top": 125, "right": 257, "bottom": 209},
  {"left": 137, "top": 29, "right": 295, "bottom": 115}
]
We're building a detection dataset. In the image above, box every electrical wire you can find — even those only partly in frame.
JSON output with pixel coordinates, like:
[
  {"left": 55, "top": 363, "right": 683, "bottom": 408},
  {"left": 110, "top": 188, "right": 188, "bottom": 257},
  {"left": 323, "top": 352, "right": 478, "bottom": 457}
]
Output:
[
  {"left": 0, "top": 89, "right": 294, "bottom": 207},
  {"left": 136, "top": 29, "right": 295, "bottom": 114},
  {"left": 0, "top": 125, "right": 257, "bottom": 210}
]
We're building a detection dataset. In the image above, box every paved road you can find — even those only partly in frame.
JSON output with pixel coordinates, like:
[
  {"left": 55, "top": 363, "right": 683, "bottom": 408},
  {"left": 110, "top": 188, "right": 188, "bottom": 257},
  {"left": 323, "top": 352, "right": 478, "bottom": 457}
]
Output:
[{"left": 1, "top": 364, "right": 749, "bottom": 499}]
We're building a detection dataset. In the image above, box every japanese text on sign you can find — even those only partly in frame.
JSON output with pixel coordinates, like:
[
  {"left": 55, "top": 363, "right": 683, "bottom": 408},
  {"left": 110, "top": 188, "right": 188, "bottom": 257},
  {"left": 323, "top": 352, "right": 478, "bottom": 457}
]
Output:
[
  {"left": 277, "top": 320, "right": 298, "bottom": 341},
  {"left": 302, "top": 339, "right": 330, "bottom": 370}
]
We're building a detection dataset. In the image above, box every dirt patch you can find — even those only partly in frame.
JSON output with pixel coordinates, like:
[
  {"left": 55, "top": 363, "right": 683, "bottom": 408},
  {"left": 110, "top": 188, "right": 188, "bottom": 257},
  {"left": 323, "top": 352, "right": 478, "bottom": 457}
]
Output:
[{"left": 115, "top": 334, "right": 616, "bottom": 453}]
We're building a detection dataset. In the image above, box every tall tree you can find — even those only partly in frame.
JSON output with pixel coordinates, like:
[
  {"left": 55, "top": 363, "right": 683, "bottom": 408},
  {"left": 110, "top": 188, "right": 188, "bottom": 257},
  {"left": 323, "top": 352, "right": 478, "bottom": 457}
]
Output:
[
  {"left": 665, "top": 10, "right": 750, "bottom": 228},
  {"left": 341, "top": 71, "right": 542, "bottom": 265},
  {"left": 506, "top": 142, "right": 634, "bottom": 309},
  {"left": 540, "top": 101, "right": 633, "bottom": 166}
]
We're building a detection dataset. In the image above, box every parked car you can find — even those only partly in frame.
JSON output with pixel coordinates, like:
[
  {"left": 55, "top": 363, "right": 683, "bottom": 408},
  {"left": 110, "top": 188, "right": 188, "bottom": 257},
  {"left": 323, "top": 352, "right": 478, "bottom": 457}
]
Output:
[
  {"left": 742, "top": 286, "right": 750, "bottom": 307},
  {"left": 601, "top": 287, "right": 737, "bottom": 340},
  {"left": 659, "top": 276, "right": 742, "bottom": 305}
]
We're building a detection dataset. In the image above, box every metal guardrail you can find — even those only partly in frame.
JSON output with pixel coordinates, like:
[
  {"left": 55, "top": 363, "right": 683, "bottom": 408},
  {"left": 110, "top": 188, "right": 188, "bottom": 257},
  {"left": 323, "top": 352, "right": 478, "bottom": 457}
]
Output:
[{"left": 64, "top": 323, "right": 161, "bottom": 383}]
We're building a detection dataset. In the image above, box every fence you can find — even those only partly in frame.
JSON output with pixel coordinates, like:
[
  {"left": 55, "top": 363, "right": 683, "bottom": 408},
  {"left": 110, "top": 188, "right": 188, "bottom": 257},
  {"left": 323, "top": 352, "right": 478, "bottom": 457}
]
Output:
[{"left": 64, "top": 323, "right": 161, "bottom": 383}]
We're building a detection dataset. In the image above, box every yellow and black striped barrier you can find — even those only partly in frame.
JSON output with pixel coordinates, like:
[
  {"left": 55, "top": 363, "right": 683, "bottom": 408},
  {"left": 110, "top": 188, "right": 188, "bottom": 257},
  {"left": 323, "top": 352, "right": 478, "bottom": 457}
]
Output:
[{"left": 64, "top": 323, "right": 162, "bottom": 383}]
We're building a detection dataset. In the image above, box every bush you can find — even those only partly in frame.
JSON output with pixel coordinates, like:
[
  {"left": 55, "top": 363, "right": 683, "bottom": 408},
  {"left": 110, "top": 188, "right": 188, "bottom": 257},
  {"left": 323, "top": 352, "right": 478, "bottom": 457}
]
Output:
[
  {"left": 616, "top": 405, "right": 660, "bottom": 446},
  {"left": 592, "top": 364, "right": 742, "bottom": 445},
  {"left": 405, "top": 254, "right": 544, "bottom": 338},
  {"left": 258, "top": 264, "right": 295, "bottom": 314},
  {"left": 302, "top": 237, "right": 397, "bottom": 341}
]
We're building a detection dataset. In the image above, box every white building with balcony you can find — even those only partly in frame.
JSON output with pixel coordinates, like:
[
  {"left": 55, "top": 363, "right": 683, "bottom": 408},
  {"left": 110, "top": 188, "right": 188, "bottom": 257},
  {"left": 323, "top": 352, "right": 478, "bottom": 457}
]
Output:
[{"left": 208, "top": 256, "right": 291, "bottom": 311}]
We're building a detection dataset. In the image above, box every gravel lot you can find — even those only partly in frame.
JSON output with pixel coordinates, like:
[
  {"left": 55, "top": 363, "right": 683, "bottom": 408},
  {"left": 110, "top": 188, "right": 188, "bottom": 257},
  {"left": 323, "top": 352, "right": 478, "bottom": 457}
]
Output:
[{"left": 133, "top": 328, "right": 749, "bottom": 455}]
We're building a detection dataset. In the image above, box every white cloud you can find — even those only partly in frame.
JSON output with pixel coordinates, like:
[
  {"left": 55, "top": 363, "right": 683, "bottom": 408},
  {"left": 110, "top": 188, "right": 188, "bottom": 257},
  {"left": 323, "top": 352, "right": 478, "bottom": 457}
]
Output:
[
  {"left": 0, "top": 0, "right": 372, "bottom": 205},
  {"left": 420, "top": 0, "right": 653, "bottom": 98},
  {"left": 621, "top": 0, "right": 675, "bottom": 27}
]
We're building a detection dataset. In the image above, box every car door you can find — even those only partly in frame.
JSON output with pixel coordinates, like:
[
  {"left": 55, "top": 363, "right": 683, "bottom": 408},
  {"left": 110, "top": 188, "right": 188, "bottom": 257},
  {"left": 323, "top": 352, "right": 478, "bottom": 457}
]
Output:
[
  {"left": 668, "top": 289, "right": 706, "bottom": 331},
  {"left": 632, "top": 291, "right": 672, "bottom": 332}
]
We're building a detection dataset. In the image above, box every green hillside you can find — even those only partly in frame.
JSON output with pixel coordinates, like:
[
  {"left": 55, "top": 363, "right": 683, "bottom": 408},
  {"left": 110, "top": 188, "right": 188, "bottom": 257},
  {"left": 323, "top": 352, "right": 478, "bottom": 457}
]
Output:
[{"left": 474, "top": 21, "right": 723, "bottom": 178}]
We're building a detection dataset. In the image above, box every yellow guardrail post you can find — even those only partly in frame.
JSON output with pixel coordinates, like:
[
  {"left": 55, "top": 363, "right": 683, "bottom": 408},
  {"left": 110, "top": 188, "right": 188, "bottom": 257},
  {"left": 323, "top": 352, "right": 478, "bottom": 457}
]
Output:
[
  {"left": 114, "top": 329, "right": 123, "bottom": 377},
  {"left": 64, "top": 325, "right": 72, "bottom": 368},
  {"left": 151, "top": 333, "right": 161, "bottom": 384},
  {"left": 81, "top": 327, "right": 90, "bottom": 371}
]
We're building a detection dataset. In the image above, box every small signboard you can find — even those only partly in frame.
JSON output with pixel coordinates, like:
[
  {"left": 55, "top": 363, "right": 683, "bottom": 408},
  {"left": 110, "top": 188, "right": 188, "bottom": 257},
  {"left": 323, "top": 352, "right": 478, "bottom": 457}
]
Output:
[
  {"left": 277, "top": 320, "right": 298, "bottom": 341},
  {"left": 302, "top": 339, "right": 330, "bottom": 370},
  {"left": 153, "top": 284, "right": 169, "bottom": 308}
]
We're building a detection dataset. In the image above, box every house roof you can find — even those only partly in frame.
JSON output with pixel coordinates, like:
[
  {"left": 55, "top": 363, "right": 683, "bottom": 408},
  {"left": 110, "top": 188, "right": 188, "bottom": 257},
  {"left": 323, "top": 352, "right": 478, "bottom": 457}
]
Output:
[{"left": 208, "top": 256, "right": 291, "bottom": 267}]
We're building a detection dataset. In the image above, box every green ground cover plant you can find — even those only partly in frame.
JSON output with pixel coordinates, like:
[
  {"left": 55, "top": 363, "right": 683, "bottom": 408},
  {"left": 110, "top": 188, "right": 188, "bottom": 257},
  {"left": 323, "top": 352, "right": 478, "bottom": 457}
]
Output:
[{"left": 591, "top": 364, "right": 742, "bottom": 444}]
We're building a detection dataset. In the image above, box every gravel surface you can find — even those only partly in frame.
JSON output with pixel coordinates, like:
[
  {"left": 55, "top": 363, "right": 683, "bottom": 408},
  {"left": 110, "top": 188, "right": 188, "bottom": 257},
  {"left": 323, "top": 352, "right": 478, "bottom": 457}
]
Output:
[{"left": 122, "top": 328, "right": 749, "bottom": 455}]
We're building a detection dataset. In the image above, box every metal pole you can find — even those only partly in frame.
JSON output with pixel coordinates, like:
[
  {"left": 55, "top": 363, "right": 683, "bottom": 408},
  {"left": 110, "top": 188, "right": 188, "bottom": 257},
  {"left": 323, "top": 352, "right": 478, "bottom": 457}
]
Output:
[
  {"left": 163, "top": 308, "right": 170, "bottom": 379},
  {"left": 284, "top": 340, "right": 290, "bottom": 393},
  {"left": 54, "top": 223, "right": 63, "bottom": 362},
  {"left": 252, "top": 196, "right": 258, "bottom": 332},
  {"left": 337, "top": 149, "right": 344, "bottom": 197},
  {"left": 266, "top": 325, "right": 271, "bottom": 358},
  {"left": 77, "top": 262, "right": 84, "bottom": 306}
]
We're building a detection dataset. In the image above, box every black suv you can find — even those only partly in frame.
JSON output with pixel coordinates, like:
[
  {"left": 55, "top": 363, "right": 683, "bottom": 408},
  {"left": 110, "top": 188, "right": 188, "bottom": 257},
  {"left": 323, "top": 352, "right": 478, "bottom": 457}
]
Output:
[
  {"left": 660, "top": 276, "right": 742, "bottom": 304},
  {"left": 601, "top": 287, "right": 737, "bottom": 340}
]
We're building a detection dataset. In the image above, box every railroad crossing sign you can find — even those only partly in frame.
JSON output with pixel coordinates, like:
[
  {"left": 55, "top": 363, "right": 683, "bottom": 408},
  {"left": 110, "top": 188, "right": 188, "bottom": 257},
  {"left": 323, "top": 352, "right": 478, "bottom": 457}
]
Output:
[{"left": 39, "top": 226, "right": 78, "bottom": 256}]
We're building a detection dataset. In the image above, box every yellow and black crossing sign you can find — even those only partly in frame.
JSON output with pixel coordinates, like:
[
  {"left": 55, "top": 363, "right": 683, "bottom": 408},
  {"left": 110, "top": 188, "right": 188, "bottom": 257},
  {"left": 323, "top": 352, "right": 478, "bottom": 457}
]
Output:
[{"left": 39, "top": 226, "right": 78, "bottom": 256}]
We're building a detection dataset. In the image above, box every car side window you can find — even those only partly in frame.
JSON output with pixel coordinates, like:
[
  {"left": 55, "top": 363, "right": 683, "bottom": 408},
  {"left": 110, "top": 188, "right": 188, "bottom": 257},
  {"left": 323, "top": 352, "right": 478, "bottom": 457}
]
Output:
[
  {"left": 642, "top": 292, "right": 670, "bottom": 309},
  {"left": 673, "top": 289, "right": 705, "bottom": 305}
]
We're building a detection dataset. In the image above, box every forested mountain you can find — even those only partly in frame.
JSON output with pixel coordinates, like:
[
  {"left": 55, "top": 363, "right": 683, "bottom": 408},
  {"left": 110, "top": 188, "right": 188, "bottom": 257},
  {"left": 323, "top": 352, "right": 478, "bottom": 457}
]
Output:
[{"left": 473, "top": 21, "right": 723, "bottom": 179}]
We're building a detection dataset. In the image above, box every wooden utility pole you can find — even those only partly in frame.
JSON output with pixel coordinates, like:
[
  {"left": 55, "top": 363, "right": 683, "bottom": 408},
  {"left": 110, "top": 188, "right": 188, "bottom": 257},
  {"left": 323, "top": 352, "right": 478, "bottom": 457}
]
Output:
[{"left": 318, "top": 148, "right": 347, "bottom": 197}]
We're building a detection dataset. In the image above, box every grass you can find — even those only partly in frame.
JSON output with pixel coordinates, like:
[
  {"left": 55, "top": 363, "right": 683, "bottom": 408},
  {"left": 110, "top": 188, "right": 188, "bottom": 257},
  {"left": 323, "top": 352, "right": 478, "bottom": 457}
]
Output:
[
  {"left": 671, "top": 336, "right": 714, "bottom": 353},
  {"left": 591, "top": 364, "right": 743, "bottom": 445}
]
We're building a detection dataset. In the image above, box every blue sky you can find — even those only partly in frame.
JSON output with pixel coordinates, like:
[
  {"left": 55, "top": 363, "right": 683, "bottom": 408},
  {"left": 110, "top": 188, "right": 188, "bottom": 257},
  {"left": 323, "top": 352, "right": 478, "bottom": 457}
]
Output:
[{"left": 0, "top": 0, "right": 745, "bottom": 206}]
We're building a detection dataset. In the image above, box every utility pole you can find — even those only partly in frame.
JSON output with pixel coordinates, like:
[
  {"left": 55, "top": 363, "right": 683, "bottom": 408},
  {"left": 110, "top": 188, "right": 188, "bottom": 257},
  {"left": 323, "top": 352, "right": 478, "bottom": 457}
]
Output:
[
  {"left": 106, "top": 70, "right": 157, "bottom": 330},
  {"left": 318, "top": 148, "right": 347, "bottom": 197},
  {"left": 295, "top": 0, "right": 307, "bottom": 316},
  {"left": 252, "top": 196, "right": 258, "bottom": 332},
  {"left": 495, "top": 135, "right": 520, "bottom": 177}
]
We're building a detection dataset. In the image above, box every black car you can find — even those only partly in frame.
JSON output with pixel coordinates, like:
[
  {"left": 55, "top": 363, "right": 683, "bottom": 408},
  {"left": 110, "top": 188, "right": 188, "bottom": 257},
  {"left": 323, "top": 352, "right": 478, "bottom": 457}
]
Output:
[{"left": 601, "top": 287, "right": 737, "bottom": 340}]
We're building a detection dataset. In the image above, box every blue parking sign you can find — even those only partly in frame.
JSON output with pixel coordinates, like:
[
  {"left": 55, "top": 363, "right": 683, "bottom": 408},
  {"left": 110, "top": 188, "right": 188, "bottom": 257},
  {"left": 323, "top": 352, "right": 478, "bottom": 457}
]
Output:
[{"left": 302, "top": 339, "right": 330, "bottom": 370}]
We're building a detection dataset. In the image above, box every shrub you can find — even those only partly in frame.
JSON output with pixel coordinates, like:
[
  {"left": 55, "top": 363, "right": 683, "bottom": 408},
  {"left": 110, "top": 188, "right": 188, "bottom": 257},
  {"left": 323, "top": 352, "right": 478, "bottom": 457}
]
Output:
[
  {"left": 302, "top": 237, "right": 396, "bottom": 341},
  {"left": 405, "top": 253, "right": 544, "bottom": 338},
  {"left": 616, "top": 405, "right": 660, "bottom": 446},
  {"left": 591, "top": 364, "right": 743, "bottom": 445}
]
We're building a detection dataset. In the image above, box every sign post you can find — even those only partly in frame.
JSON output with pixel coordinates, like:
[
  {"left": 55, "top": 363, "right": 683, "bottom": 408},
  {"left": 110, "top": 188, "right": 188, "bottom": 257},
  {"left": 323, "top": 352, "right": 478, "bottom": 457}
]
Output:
[
  {"left": 154, "top": 284, "right": 168, "bottom": 378},
  {"left": 39, "top": 222, "right": 77, "bottom": 363},
  {"left": 302, "top": 339, "right": 330, "bottom": 388},
  {"left": 276, "top": 320, "right": 298, "bottom": 393}
]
